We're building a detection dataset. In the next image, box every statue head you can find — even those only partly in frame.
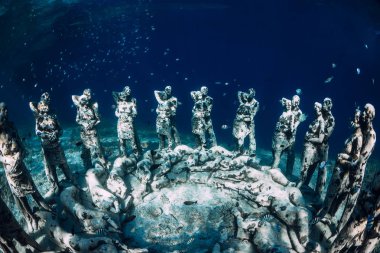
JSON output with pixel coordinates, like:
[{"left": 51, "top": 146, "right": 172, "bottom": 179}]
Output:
[
  {"left": 361, "top": 103, "right": 375, "bottom": 126},
  {"left": 292, "top": 95, "right": 300, "bottom": 108},
  {"left": 40, "top": 92, "right": 51, "bottom": 104},
  {"left": 164, "top": 86, "right": 172, "bottom": 96},
  {"left": 83, "top": 88, "right": 92, "bottom": 100},
  {"left": 322, "top": 97, "right": 333, "bottom": 112},
  {"left": 314, "top": 102, "right": 322, "bottom": 116},
  {"left": 37, "top": 101, "right": 49, "bottom": 114},
  {"left": 351, "top": 108, "right": 361, "bottom": 129},
  {"left": 200, "top": 86, "right": 208, "bottom": 96},
  {"left": 281, "top": 98, "right": 292, "bottom": 111}
]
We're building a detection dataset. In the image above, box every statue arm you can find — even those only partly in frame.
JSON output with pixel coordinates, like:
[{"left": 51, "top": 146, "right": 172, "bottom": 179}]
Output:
[
  {"left": 72, "top": 95, "right": 80, "bottom": 107},
  {"left": 307, "top": 120, "right": 325, "bottom": 144},
  {"left": 112, "top": 91, "right": 118, "bottom": 103},
  {"left": 93, "top": 102, "right": 101, "bottom": 125},
  {"left": 154, "top": 90, "right": 164, "bottom": 103},
  {"left": 132, "top": 98, "right": 137, "bottom": 117},
  {"left": 237, "top": 91, "right": 245, "bottom": 104}
]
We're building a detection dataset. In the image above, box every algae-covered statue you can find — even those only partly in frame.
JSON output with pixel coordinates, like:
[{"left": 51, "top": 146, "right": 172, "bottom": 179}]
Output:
[
  {"left": 232, "top": 88, "right": 259, "bottom": 156},
  {"left": 113, "top": 86, "right": 142, "bottom": 157},
  {"left": 297, "top": 102, "right": 326, "bottom": 192},
  {"left": 190, "top": 86, "right": 217, "bottom": 149},
  {"left": 29, "top": 92, "right": 73, "bottom": 196},
  {"left": 315, "top": 98, "right": 335, "bottom": 196},
  {"left": 154, "top": 86, "right": 181, "bottom": 150},
  {"left": 319, "top": 104, "right": 376, "bottom": 243},
  {"left": 72, "top": 89, "right": 108, "bottom": 170},
  {"left": 271, "top": 98, "right": 295, "bottom": 169},
  {"left": 0, "top": 102, "right": 51, "bottom": 232}
]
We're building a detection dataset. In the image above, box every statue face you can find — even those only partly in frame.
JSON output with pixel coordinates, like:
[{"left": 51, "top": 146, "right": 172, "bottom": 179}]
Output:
[
  {"left": 83, "top": 89, "right": 92, "bottom": 100},
  {"left": 361, "top": 104, "right": 375, "bottom": 125},
  {"left": 164, "top": 86, "right": 172, "bottom": 95},
  {"left": 200, "top": 86, "right": 208, "bottom": 96},
  {"left": 314, "top": 102, "right": 322, "bottom": 115},
  {"left": 38, "top": 102, "right": 49, "bottom": 114},
  {"left": 351, "top": 109, "right": 361, "bottom": 129},
  {"left": 79, "top": 95, "right": 89, "bottom": 106},
  {"left": 292, "top": 95, "right": 300, "bottom": 107},
  {"left": 123, "top": 86, "right": 131, "bottom": 96}
]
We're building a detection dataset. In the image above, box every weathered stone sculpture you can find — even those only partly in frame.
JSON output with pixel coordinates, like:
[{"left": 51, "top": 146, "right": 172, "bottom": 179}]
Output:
[
  {"left": 297, "top": 102, "right": 326, "bottom": 194},
  {"left": 0, "top": 102, "right": 51, "bottom": 232},
  {"left": 113, "top": 86, "right": 142, "bottom": 157},
  {"left": 30, "top": 92, "right": 73, "bottom": 195},
  {"left": 154, "top": 86, "right": 180, "bottom": 150},
  {"left": 232, "top": 88, "right": 259, "bottom": 156},
  {"left": 72, "top": 89, "right": 108, "bottom": 170},
  {"left": 271, "top": 98, "right": 295, "bottom": 169},
  {"left": 190, "top": 86, "right": 217, "bottom": 149}
]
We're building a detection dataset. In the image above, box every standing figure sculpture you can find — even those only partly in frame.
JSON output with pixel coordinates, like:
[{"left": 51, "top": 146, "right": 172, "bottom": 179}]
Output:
[
  {"left": 113, "top": 86, "right": 141, "bottom": 157},
  {"left": 155, "top": 86, "right": 180, "bottom": 150},
  {"left": 0, "top": 102, "right": 51, "bottom": 232},
  {"left": 30, "top": 92, "right": 73, "bottom": 195},
  {"left": 316, "top": 98, "right": 335, "bottom": 196},
  {"left": 271, "top": 98, "right": 295, "bottom": 169},
  {"left": 232, "top": 88, "right": 259, "bottom": 156},
  {"left": 285, "top": 95, "right": 305, "bottom": 176},
  {"left": 297, "top": 102, "right": 326, "bottom": 193},
  {"left": 72, "top": 89, "right": 108, "bottom": 170},
  {"left": 190, "top": 86, "right": 216, "bottom": 149},
  {"left": 315, "top": 108, "right": 363, "bottom": 230}
]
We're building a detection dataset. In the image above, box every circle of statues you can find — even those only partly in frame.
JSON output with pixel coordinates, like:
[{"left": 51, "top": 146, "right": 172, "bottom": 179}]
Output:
[{"left": 0, "top": 85, "right": 377, "bottom": 253}]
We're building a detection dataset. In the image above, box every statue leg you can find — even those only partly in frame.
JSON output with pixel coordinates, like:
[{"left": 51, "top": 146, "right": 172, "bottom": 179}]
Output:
[
  {"left": 271, "top": 147, "right": 282, "bottom": 169},
  {"left": 336, "top": 186, "right": 362, "bottom": 232},
  {"left": 44, "top": 162, "right": 59, "bottom": 193},
  {"left": 158, "top": 134, "right": 165, "bottom": 150},
  {"left": 207, "top": 125, "right": 217, "bottom": 147},
  {"left": 286, "top": 143, "right": 295, "bottom": 177},
  {"left": 316, "top": 162, "right": 327, "bottom": 197},
  {"left": 13, "top": 196, "right": 38, "bottom": 232},
  {"left": 31, "top": 189, "right": 52, "bottom": 212},
  {"left": 118, "top": 139, "right": 127, "bottom": 157},
  {"left": 248, "top": 123, "right": 256, "bottom": 156},
  {"left": 81, "top": 145, "right": 92, "bottom": 170},
  {"left": 360, "top": 216, "right": 380, "bottom": 253}
]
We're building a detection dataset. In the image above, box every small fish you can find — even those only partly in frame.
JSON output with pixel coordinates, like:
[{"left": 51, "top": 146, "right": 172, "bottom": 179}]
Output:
[
  {"left": 324, "top": 76, "right": 334, "bottom": 83},
  {"left": 221, "top": 124, "right": 229, "bottom": 130},
  {"left": 332, "top": 63, "right": 336, "bottom": 68},
  {"left": 184, "top": 201, "right": 197, "bottom": 205},
  {"left": 296, "top": 88, "right": 302, "bottom": 95},
  {"left": 356, "top": 68, "right": 361, "bottom": 75},
  {"left": 75, "top": 141, "right": 83, "bottom": 147}
]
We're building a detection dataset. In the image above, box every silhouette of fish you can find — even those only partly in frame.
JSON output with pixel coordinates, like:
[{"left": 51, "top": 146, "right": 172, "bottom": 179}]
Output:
[{"left": 183, "top": 201, "right": 197, "bottom": 205}]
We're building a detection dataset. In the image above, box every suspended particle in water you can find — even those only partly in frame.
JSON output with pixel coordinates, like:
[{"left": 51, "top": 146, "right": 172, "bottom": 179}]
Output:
[
  {"left": 356, "top": 68, "right": 361, "bottom": 75},
  {"left": 34, "top": 83, "right": 38, "bottom": 88},
  {"left": 221, "top": 124, "right": 229, "bottom": 130},
  {"left": 184, "top": 77, "right": 188, "bottom": 81},
  {"left": 331, "top": 63, "right": 336, "bottom": 68}
]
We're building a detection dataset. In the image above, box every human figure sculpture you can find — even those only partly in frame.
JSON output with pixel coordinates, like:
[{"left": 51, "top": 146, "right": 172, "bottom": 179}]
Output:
[
  {"left": 113, "top": 86, "right": 142, "bottom": 157},
  {"left": 154, "top": 86, "right": 180, "bottom": 150},
  {"left": 29, "top": 92, "right": 73, "bottom": 196},
  {"left": 271, "top": 98, "right": 295, "bottom": 169},
  {"left": 0, "top": 196, "right": 44, "bottom": 253},
  {"left": 72, "top": 89, "right": 108, "bottom": 170},
  {"left": 232, "top": 88, "right": 259, "bottom": 156},
  {"left": 285, "top": 94, "right": 305, "bottom": 177},
  {"left": 0, "top": 102, "right": 51, "bottom": 232},
  {"left": 316, "top": 109, "right": 362, "bottom": 224},
  {"left": 315, "top": 98, "right": 335, "bottom": 196},
  {"left": 297, "top": 102, "right": 326, "bottom": 192},
  {"left": 190, "top": 86, "right": 216, "bottom": 149},
  {"left": 321, "top": 104, "right": 376, "bottom": 238}
]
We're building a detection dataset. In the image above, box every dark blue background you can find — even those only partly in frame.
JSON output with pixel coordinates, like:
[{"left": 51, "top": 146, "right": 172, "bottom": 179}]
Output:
[{"left": 0, "top": 0, "right": 379, "bottom": 157}]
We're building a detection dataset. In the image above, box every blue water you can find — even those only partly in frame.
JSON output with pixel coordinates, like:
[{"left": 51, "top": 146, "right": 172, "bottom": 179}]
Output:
[{"left": 0, "top": 0, "right": 379, "bottom": 158}]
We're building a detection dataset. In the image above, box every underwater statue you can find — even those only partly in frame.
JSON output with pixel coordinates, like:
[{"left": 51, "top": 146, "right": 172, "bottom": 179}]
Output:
[
  {"left": 0, "top": 196, "right": 44, "bottom": 253},
  {"left": 29, "top": 92, "right": 73, "bottom": 196},
  {"left": 314, "top": 109, "right": 362, "bottom": 230},
  {"left": 297, "top": 102, "right": 326, "bottom": 192},
  {"left": 232, "top": 88, "right": 259, "bottom": 156},
  {"left": 314, "top": 98, "right": 335, "bottom": 197},
  {"left": 271, "top": 98, "right": 295, "bottom": 169},
  {"left": 72, "top": 89, "right": 108, "bottom": 170},
  {"left": 190, "top": 86, "right": 217, "bottom": 149},
  {"left": 0, "top": 102, "right": 51, "bottom": 232},
  {"left": 320, "top": 104, "right": 376, "bottom": 239},
  {"left": 154, "top": 86, "right": 181, "bottom": 150},
  {"left": 285, "top": 94, "right": 305, "bottom": 177},
  {"left": 113, "top": 86, "right": 142, "bottom": 157}
]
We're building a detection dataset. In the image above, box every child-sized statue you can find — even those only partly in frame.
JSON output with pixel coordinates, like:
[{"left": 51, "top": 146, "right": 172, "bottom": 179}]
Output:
[
  {"left": 113, "top": 86, "right": 142, "bottom": 157},
  {"left": 232, "top": 88, "right": 259, "bottom": 156},
  {"left": 30, "top": 92, "right": 73, "bottom": 196},
  {"left": 72, "top": 89, "right": 108, "bottom": 170},
  {"left": 0, "top": 102, "right": 52, "bottom": 232}
]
